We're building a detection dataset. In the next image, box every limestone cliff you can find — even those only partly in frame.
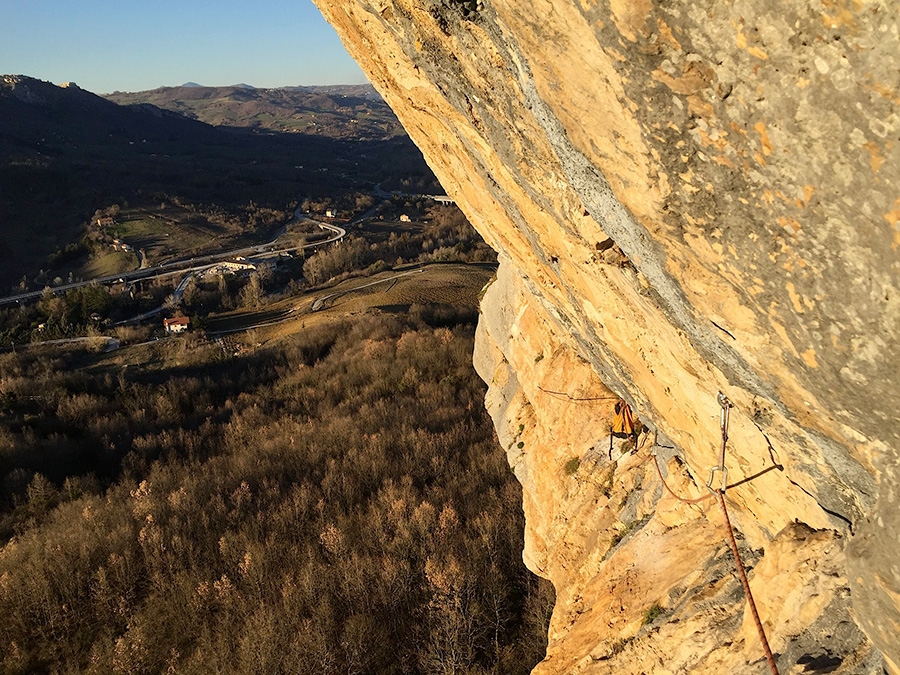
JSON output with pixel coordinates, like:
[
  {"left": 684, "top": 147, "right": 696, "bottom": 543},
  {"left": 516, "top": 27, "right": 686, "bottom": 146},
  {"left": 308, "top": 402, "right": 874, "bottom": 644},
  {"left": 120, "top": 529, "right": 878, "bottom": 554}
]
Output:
[{"left": 310, "top": 0, "right": 900, "bottom": 672}]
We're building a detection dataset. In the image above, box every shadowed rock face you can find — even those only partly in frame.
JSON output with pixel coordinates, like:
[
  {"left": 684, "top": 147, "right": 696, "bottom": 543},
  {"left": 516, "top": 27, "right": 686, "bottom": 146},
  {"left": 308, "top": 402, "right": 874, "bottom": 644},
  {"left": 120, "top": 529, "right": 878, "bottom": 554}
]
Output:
[{"left": 310, "top": 1, "right": 899, "bottom": 672}]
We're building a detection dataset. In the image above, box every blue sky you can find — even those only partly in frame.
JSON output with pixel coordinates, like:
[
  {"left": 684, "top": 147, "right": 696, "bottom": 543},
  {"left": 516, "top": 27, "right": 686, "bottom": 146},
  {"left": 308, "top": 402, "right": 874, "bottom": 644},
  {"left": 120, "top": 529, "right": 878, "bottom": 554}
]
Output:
[{"left": 0, "top": 0, "right": 368, "bottom": 93}]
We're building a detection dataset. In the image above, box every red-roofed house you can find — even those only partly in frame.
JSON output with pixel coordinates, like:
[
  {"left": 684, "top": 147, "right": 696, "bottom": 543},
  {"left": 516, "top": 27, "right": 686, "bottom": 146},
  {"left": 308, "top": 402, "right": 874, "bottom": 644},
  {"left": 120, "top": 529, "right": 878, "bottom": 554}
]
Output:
[{"left": 164, "top": 316, "right": 190, "bottom": 334}]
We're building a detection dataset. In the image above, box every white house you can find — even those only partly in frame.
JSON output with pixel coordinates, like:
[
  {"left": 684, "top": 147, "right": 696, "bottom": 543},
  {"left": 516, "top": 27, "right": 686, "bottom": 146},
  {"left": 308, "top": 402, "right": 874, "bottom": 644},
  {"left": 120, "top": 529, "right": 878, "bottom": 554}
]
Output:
[{"left": 164, "top": 316, "right": 190, "bottom": 334}]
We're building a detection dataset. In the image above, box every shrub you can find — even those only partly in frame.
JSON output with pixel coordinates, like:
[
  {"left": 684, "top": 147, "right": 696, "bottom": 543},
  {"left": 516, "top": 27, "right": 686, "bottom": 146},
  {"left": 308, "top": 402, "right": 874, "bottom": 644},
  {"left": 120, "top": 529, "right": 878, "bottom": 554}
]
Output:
[
  {"left": 564, "top": 457, "right": 581, "bottom": 475},
  {"left": 642, "top": 603, "right": 664, "bottom": 625}
]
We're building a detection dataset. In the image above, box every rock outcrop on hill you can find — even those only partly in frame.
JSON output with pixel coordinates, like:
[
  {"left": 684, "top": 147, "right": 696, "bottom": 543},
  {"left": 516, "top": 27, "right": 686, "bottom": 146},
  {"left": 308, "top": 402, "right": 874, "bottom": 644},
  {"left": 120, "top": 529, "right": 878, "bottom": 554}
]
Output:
[{"left": 310, "top": 1, "right": 900, "bottom": 672}]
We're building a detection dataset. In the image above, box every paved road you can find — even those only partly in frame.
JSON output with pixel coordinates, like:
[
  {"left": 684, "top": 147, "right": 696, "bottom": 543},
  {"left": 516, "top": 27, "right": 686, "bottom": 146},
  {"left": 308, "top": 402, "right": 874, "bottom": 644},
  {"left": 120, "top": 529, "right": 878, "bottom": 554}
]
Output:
[
  {"left": 0, "top": 221, "right": 346, "bottom": 308},
  {"left": 0, "top": 190, "right": 459, "bottom": 308},
  {"left": 10, "top": 262, "right": 490, "bottom": 352},
  {"left": 0, "top": 335, "right": 120, "bottom": 354}
]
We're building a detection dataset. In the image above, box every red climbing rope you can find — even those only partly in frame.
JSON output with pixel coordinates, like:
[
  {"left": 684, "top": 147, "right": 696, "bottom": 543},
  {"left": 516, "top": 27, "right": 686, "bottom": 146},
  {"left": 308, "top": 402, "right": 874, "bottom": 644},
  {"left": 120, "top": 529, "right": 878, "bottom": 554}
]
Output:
[
  {"left": 633, "top": 395, "right": 781, "bottom": 674},
  {"left": 716, "top": 489, "right": 780, "bottom": 674},
  {"left": 713, "top": 394, "right": 780, "bottom": 675},
  {"left": 651, "top": 451, "right": 714, "bottom": 504},
  {"left": 539, "top": 384, "right": 781, "bottom": 673}
]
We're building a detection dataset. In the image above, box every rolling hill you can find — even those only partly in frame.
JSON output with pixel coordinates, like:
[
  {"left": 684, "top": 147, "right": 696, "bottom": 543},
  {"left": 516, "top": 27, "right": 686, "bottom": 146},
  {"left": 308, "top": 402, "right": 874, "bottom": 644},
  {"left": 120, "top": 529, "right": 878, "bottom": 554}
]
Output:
[{"left": 104, "top": 84, "right": 403, "bottom": 139}]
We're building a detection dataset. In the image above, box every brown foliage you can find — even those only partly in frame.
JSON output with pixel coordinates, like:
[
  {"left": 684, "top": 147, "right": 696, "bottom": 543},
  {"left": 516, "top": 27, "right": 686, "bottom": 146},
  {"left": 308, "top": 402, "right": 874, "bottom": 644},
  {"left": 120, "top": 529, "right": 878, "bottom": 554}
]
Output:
[{"left": 0, "top": 313, "right": 552, "bottom": 674}]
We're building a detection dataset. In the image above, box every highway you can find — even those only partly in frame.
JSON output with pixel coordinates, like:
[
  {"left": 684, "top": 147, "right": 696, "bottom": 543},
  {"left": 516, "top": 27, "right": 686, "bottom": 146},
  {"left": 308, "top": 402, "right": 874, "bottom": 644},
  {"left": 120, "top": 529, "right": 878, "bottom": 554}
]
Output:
[
  {"left": 0, "top": 188, "right": 455, "bottom": 308},
  {"left": 0, "top": 221, "right": 346, "bottom": 308}
]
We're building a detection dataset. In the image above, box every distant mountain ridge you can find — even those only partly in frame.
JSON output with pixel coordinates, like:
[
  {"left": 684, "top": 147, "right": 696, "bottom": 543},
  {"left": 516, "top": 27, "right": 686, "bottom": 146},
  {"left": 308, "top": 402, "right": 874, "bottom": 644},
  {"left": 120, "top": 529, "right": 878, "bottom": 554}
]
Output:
[
  {"left": 284, "top": 84, "right": 384, "bottom": 101},
  {"left": 104, "top": 83, "right": 399, "bottom": 139},
  {"left": 163, "top": 82, "right": 381, "bottom": 99},
  {"left": 177, "top": 82, "right": 256, "bottom": 90}
]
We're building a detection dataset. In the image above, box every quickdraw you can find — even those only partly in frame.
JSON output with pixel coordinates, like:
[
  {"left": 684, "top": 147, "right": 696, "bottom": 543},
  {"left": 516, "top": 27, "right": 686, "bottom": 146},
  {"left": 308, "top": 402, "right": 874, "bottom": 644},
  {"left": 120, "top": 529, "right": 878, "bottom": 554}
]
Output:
[{"left": 711, "top": 392, "right": 780, "bottom": 675}]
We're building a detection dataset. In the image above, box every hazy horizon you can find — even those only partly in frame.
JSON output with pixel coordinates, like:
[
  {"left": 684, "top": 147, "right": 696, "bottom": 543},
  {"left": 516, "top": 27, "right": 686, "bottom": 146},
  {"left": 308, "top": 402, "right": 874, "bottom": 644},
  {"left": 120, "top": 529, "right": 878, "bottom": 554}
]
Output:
[{"left": 0, "top": 0, "right": 368, "bottom": 95}]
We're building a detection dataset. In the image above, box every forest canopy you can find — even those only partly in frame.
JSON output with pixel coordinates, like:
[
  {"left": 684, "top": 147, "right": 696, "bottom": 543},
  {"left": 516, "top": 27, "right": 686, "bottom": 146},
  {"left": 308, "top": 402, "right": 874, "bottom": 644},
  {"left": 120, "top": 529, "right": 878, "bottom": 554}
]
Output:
[{"left": 0, "top": 310, "right": 552, "bottom": 675}]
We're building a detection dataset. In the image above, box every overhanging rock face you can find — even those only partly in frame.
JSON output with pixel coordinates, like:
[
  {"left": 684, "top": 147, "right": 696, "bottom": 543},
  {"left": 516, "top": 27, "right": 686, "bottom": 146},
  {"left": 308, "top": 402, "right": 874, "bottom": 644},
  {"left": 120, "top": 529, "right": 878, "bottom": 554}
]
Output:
[{"left": 311, "top": 0, "right": 899, "bottom": 671}]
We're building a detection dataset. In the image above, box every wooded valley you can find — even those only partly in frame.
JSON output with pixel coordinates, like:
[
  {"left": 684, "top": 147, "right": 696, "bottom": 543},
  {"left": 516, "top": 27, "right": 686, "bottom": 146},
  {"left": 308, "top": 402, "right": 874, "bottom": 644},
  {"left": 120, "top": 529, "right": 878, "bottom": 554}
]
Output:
[{"left": 0, "top": 310, "right": 553, "bottom": 674}]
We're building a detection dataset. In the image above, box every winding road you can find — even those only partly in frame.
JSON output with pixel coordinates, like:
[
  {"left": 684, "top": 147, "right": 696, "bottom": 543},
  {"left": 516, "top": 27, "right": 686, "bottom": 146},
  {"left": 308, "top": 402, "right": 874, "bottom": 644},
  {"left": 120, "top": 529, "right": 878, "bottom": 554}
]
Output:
[{"left": 0, "top": 220, "right": 346, "bottom": 308}]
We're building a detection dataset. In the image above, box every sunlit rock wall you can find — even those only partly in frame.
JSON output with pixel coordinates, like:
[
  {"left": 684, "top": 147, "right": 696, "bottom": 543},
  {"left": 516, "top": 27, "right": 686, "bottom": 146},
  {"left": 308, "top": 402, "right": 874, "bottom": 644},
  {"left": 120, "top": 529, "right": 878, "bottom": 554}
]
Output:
[{"left": 311, "top": 0, "right": 899, "bottom": 672}]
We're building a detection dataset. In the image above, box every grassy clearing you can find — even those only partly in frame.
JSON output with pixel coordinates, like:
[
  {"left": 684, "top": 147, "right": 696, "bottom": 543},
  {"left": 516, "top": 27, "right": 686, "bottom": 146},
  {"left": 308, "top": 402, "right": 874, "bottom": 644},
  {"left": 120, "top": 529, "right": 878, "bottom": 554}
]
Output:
[
  {"left": 100, "top": 206, "right": 238, "bottom": 265},
  {"left": 388, "top": 265, "right": 489, "bottom": 305},
  {"left": 118, "top": 213, "right": 210, "bottom": 249},
  {"left": 204, "top": 308, "right": 293, "bottom": 334},
  {"left": 217, "top": 264, "right": 493, "bottom": 346},
  {"left": 115, "top": 216, "right": 172, "bottom": 239},
  {"left": 82, "top": 251, "right": 138, "bottom": 278},
  {"left": 311, "top": 264, "right": 492, "bottom": 314},
  {"left": 281, "top": 117, "right": 311, "bottom": 131},
  {"left": 194, "top": 264, "right": 493, "bottom": 345}
]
